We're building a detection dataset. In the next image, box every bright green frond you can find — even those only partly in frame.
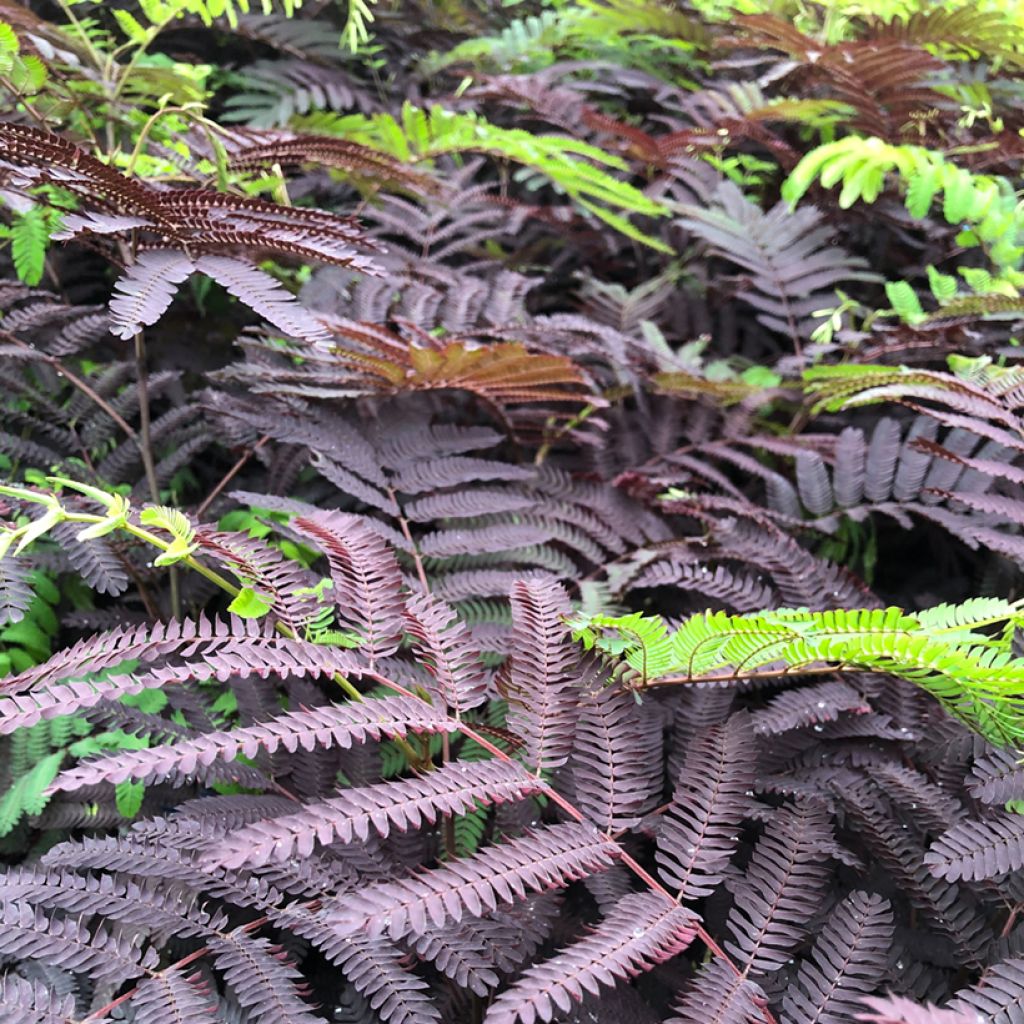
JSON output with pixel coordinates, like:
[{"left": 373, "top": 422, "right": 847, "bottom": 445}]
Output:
[
  {"left": 299, "top": 103, "right": 669, "bottom": 248},
  {"left": 573, "top": 599, "right": 1024, "bottom": 746}
]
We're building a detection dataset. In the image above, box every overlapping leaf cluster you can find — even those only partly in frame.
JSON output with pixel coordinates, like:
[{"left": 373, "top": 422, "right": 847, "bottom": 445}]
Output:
[{"left": 4, "top": 1, "right": 1024, "bottom": 1023}]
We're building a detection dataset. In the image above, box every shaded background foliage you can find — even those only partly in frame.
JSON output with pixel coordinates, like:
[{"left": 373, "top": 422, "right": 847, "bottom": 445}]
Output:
[{"left": 3, "top": 0, "right": 1024, "bottom": 1022}]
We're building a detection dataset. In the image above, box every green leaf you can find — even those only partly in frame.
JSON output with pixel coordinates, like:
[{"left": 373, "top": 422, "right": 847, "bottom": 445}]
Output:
[
  {"left": 943, "top": 167, "right": 976, "bottom": 224},
  {"left": 572, "top": 598, "right": 1024, "bottom": 747},
  {"left": 115, "top": 780, "right": 145, "bottom": 818},
  {"left": 112, "top": 8, "right": 151, "bottom": 42},
  {"left": 0, "top": 482, "right": 56, "bottom": 505},
  {"left": 927, "top": 266, "right": 958, "bottom": 302},
  {"left": 11, "top": 207, "right": 48, "bottom": 286},
  {"left": 121, "top": 688, "right": 168, "bottom": 713},
  {"left": 49, "top": 476, "right": 123, "bottom": 511},
  {"left": 77, "top": 512, "right": 129, "bottom": 541},
  {"left": 15, "top": 506, "right": 65, "bottom": 555},
  {"left": 906, "top": 164, "right": 939, "bottom": 218},
  {"left": 959, "top": 267, "right": 999, "bottom": 294},
  {"left": 451, "top": 802, "right": 488, "bottom": 857},
  {"left": 885, "top": 281, "right": 925, "bottom": 324},
  {"left": 0, "top": 528, "right": 17, "bottom": 562},
  {"left": 0, "top": 618, "right": 51, "bottom": 661},
  {"left": 576, "top": 198, "right": 672, "bottom": 253},
  {"left": 10, "top": 53, "right": 47, "bottom": 93},
  {"left": 0, "top": 752, "right": 62, "bottom": 836},
  {"left": 301, "top": 103, "right": 667, "bottom": 246},
  {"left": 228, "top": 586, "right": 274, "bottom": 619},
  {"left": 8, "top": 647, "right": 34, "bottom": 673},
  {"left": 342, "top": 0, "right": 376, "bottom": 51},
  {"left": 152, "top": 537, "right": 195, "bottom": 566},
  {"left": 0, "top": 22, "right": 17, "bottom": 75},
  {"left": 69, "top": 730, "right": 150, "bottom": 759},
  {"left": 739, "top": 365, "right": 782, "bottom": 388},
  {"left": 28, "top": 569, "right": 60, "bottom": 606},
  {"left": 140, "top": 505, "right": 197, "bottom": 564}
]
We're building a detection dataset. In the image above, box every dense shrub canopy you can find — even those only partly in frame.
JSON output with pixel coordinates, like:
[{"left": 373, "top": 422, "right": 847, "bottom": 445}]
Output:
[{"left": 4, "top": 1, "right": 1024, "bottom": 1022}]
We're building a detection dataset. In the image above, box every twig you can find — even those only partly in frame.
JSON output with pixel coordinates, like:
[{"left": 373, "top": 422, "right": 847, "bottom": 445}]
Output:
[
  {"left": 441, "top": 732, "right": 457, "bottom": 859},
  {"left": 642, "top": 663, "right": 846, "bottom": 688},
  {"left": 79, "top": 902, "right": 318, "bottom": 1022},
  {"left": 131, "top": 330, "right": 179, "bottom": 616},
  {"left": 131, "top": 332, "right": 161, "bottom": 506},
  {"left": 196, "top": 435, "right": 270, "bottom": 519},
  {"left": 390, "top": 487, "right": 430, "bottom": 593},
  {"left": 365, "top": 669, "right": 779, "bottom": 1024},
  {"left": 1, "top": 331, "right": 140, "bottom": 445}
]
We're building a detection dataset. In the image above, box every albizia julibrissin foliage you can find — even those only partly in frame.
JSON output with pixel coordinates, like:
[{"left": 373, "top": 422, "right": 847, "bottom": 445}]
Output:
[{"left": 7, "top": 0, "right": 1024, "bottom": 1022}]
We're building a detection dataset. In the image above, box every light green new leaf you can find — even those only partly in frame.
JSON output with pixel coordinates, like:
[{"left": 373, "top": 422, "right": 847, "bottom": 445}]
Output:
[
  {"left": 885, "top": 280, "right": 925, "bottom": 324},
  {"left": 573, "top": 599, "right": 1024, "bottom": 747},
  {"left": 115, "top": 780, "right": 146, "bottom": 817},
  {"left": 139, "top": 505, "right": 197, "bottom": 565},
  {"left": 228, "top": 586, "right": 274, "bottom": 619},
  {"left": 0, "top": 752, "right": 63, "bottom": 836},
  {"left": 11, "top": 207, "right": 49, "bottom": 286},
  {"left": 927, "top": 265, "right": 959, "bottom": 302}
]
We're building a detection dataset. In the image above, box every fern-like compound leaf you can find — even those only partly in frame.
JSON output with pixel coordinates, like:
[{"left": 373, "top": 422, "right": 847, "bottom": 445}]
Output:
[
  {"left": 945, "top": 956, "right": 1024, "bottom": 1023},
  {"left": 0, "top": 900, "right": 158, "bottom": 984},
  {"left": 194, "top": 255, "right": 330, "bottom": 342},
  {"left": 10, "top": 206, "right": 48, "bottom": 286},
  {"left": 724, "top": 804, "right": 835, "bottom": 975},
  {"left": 326, "top": 822, "right": 616, "bottom": 940},
  {"left": 925, "top": 812, "right": 1024, "bottom": 881},
  {"left": 290, "top": 511, "right": 406, "bottom": 662},
  {"left": 0, "top": 973, "right": 95, "bottom": 1024},
  {"left": 404, "top": 593, "right": 488, "bottom": 715},
  {"left": 856, "top": 994, "right": 977, "bottom": 1024},
  {"left": 572, "top": 683, "right": 662, "bottom": 832},
  {"left": 206, "top": 759, "right": 544, "bottom": 868},
  {"left": 677, "top": 181, "right": 876, "bottom": 342},
  {"left": 666, "top": 959, "right": 768, "bottom": 1024},
  {"left": 504, "top": 579, "right": 581, "bottom": 773},
  {"left": 966, "top": 747, "right": 1024, "bottom": 804},
  {"left": 781, "top": 891, "right": 895, "bottom": 1024},
  {"left": 194, "top": 527, "right": 322, "bottom": 633},
  {"left": 128, "top": 969, "right": 218, "bottom": 1024},
  {"left": 108, "top": 250, "right": 195, "bottom": 340},
  {"left": 282, "top": 912, "right": 442, "bottom": 1024},
  {"left": 210, "top": 930, "right": 324, "bottom": 1024},
  {"left": 0, "top": 555, "right": 33, "bottom": 626},
  {"left": 483, "top": 892, "right": 697, "bottom": 1024},
  {"left": 48, "top": 696, "right": 447, "bottom": 789},
  {"left": 655, "top": 711, "right": 757, "bottom": 900}
]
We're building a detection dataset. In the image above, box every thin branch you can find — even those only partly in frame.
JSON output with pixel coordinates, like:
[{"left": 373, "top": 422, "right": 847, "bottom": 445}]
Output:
[
  {"left": 131, "top": 332, "right": 161, "bottom": 506},
  {"left": 641, "top": 664, "right": 845, "bottom": 689},
  {"left": 195, "top": 434, "right": 270, "bottom": 519},
  {"left": 131, "top": 329, "right": 178, "bottom": 616},
  {"left": 389, "top": 486, "right": 430, "bottom": 593},
  {"left": 364, "top": 668, "right": 779, "bottom": 1024},
  {"left": 80, "top": 901, "right": 320, "bottom": 1022},
  {"left": 0, "top": 331, "right": 140, "bottom": 445}
]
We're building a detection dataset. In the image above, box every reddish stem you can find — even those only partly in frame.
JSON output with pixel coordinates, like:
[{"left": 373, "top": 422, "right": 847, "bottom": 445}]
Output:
[{"left": 366, "top": 670, "right": 778, "bottom": 1024}]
